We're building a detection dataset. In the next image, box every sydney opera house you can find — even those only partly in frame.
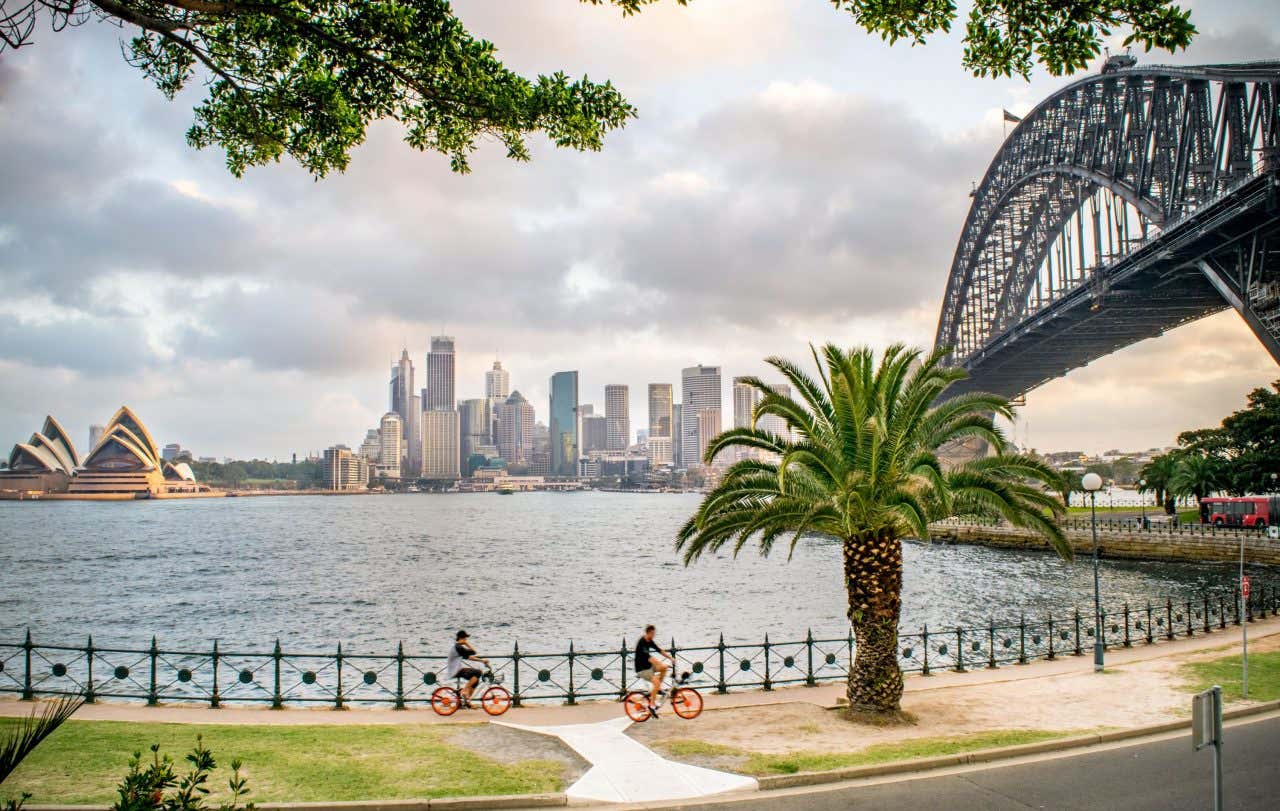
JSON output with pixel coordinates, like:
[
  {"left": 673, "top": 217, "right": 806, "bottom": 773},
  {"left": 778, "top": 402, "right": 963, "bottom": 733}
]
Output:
[{"left": 0, "top": 406, "right": 218, "bottom": 499}]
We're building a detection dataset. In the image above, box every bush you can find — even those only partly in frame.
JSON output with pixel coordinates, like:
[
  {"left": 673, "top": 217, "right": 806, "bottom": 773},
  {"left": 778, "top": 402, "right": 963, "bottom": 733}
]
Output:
[{"left": 112, "top": 737, "right": 253, "bottom": 811}]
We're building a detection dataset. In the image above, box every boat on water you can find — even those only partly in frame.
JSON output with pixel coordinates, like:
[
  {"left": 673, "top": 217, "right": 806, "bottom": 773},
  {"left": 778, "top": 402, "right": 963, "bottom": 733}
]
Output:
[{"left": 497, "top": 487, "right": 515, "bottom": 495}]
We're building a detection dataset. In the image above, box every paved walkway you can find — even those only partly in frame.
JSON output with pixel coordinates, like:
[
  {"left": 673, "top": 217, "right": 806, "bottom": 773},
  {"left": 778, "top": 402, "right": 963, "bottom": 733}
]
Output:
[
  {"left": 2, "top": 615, "right": 1275, "bottom": 726},
  {"left": 499, "top": 716, "right": 756, "bottom": 803}
]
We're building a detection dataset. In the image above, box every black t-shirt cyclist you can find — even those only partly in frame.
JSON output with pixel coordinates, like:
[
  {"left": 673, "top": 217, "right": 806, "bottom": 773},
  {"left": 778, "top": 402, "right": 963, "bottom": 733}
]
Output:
[{"left": 635, "top": 637, "right": 661, "bottom": 672}]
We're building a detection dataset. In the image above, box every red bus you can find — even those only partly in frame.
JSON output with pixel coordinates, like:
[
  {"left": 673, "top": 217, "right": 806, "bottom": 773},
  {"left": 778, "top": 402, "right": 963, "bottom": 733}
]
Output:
[{"left": 1199, "top": 496, "right": 1280, "bottom": 528}]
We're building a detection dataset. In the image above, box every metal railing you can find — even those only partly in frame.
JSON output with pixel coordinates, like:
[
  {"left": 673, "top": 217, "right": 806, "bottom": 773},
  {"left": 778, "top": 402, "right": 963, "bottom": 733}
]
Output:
[
  {"left": 935, "top": 516, "right": 1279, "bottom": 538},
  {"left": 2, "top": 581, "right": 1275, "bottom": 708}
]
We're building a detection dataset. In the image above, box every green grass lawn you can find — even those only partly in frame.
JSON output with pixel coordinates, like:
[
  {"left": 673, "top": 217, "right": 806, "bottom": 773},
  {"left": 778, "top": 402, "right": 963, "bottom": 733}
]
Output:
[
  {"left": 1, "top": 719, "right": 563, "bottom": 805},
  {"left": 658, "top": 728, "right": 1073, "bottom": 776},
  {"left": 1180, "top": 649, "right": 1280, "bottom": 702}
]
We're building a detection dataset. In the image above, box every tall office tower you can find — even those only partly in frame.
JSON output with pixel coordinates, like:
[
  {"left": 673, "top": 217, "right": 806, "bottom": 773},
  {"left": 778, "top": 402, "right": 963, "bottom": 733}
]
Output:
[
  {"left": 579, "top": 404, "right": 594, "bottom": 416},
  {"left": 407, "top": 393, "right": 422, "bottom": 475},
  {"left": 425, "top": 336, "right": 456, "bottom": 411},
  {"left": 647, "top": 436, "right": 673, "bottom": 467},
  {"left": 421, "top": 409, "right": 461, "bottom": 479},
  {"left": 496, "top": 390, "right": 535, "bottom": 466},
  {"left": 581, "top": 414, "right": 608, "bottom": 453},
  {"left": 359, "top": 429, "right": 381, "bottom": 462},
  {"left": 648, "top": 384, "right": 673, "bottom": 439},
  {"left": 732, "top": 377, "right": 760, "bottom": 429},
  {"left": 696, "top": 408, "right": 722, "bottom": 464},
  {"left": 549, "top": 371, "right": 580, "bottom": 477},
  {"left": 389, "top": 348, "right": 415, "bottom": 468},
  {"left": 459, "top": 398, "right": 490, "bottom": 474},
  {"left": 379, "top": 412, "right": 402, "bottom": 478},
  {"left": 485, "top": 359, "right": 510, "bottom": 443},
  {"left": 672, "top": 404, "right": 683, "bottom": 467},
  {"left": 759, "top": 383, "right": 793, "bottom": 441},
  {"left": 681, "top": 365, "right": 721, "bottom": 467},
  {"left": 605, "top": 384, "right": 630, "bottom": 451},
  {"left": 88, "top": 424, "right": 105, "bottom": 450}
]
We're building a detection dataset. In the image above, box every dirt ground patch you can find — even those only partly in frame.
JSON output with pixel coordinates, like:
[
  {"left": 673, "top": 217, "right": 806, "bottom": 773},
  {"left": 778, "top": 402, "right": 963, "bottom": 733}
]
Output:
[
  {"left": 627, "top": 631, "right": 1280, "bottom": 760},
  {"left": 446, "top": 723, "right": 591, "bottom": 785}
]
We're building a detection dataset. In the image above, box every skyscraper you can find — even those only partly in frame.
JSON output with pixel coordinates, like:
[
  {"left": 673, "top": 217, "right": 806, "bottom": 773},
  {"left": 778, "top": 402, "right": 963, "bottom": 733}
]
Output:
[
  {"left": 496, "top": 390, "right": 535, "bottom": 466},
  {"left": 485, "top": 360, "right": 510, "bottom": 444},
  {"left": 696, "top": 408, "right": 722, "bottom": 464},
  {"left": 407, "top": 393, "right": 422, "bottom": 476},
  {"left": 672, "top": 403, "right": 683, "bottom": 467},
  {"left": 390, "top": 349, "right": 415, "bottom": 471},
  {"left": 648, "top": 384, "right": 673, "bottom": 439},
  {"left": 459, "top": 398, "right": 490, "bottom": 474},
  {"left": 681, "top": 365, "right": 721, "bottom": 468},
  {"left": 605, "top": 384, "right": 630, "bottom": 451},
  {"left": 379, "top": 412, "right": 402, "bottom": 479},
  {"left": 359, "top": 428, "right": 381, "bottom": 462},
  {"left": 425, "top": 336, "right": 456, "bottom": 411},
  {"left": 732, "top": 377, "right": 760, "bottom": 429},
  {"left": 581, "top": 413, "right": 608, "bottom": 453},
  {"left": 549, "top": 371, "right": 580, "bottom": 477},
  {"left": 421, "top": 409, "right": 461, "bottom": 479}
]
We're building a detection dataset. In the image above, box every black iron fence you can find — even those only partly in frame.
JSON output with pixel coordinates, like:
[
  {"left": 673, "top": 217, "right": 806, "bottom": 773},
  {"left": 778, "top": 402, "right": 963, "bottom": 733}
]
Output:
[
  {"left": 935, "top": 516, "right": 1280, "bottom": 537},
  {"left": 3, "top": 581, "right": 1276, "bottom": 708}
]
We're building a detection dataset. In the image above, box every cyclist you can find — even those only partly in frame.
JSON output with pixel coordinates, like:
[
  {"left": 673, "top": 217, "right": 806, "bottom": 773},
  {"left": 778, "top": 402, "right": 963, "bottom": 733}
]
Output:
[
  {"left": 634, "top": 624, "right": 671, "bottom": 716},
  {"left": 446, "top": 630, "right": 489, "bottom": 708}
]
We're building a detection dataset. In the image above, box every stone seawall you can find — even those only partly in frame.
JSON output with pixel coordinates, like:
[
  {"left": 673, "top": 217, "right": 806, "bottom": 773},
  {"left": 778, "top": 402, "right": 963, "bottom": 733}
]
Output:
[{"left": 929, "top": 522, "right": 1280, "bottom": 566}]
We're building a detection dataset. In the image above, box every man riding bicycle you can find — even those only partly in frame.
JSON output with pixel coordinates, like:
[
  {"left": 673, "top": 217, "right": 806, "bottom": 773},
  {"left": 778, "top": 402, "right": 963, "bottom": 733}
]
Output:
[
  {"left": 446, "top": 630, "right": 489, "bottom": 707},
  {"left": 634, "top": 624, "right": 671, "bottom": 716}
]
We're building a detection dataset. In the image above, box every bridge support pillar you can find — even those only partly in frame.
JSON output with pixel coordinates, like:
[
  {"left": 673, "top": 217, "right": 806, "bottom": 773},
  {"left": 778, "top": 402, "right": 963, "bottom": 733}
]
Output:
[{"left": 1195, "top": 259, "right": 1280, "bottom": 365}]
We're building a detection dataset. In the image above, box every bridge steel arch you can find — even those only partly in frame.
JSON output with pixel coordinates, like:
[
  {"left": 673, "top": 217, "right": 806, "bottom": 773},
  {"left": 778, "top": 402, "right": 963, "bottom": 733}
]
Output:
[{"left": 934, "top": 62, "right": 1280, "bottom": 399}]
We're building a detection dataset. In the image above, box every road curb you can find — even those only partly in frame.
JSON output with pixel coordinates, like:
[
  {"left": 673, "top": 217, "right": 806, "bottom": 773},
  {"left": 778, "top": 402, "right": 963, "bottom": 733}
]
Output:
[
  {"left": 754, "top": 698, "right": 1280, "bottom": 790},
  {"left": 27, "top": 794, "right": 568, "bottom": 811}
]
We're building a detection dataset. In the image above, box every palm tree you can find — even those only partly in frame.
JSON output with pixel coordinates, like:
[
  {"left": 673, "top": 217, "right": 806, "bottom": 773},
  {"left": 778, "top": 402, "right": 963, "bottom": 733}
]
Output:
[
  {"left": 677, "top": 344, "right": 1068, "bottom": 715},
  {"left": 1056, "top": 470, "right": 1084, "bottom": 508},
  {"left": 1139, "top": 453, "right": 1180, "bottom": 510},
  {"left": 1169, "top": 452, "right": 1225, "bottom": 504}
]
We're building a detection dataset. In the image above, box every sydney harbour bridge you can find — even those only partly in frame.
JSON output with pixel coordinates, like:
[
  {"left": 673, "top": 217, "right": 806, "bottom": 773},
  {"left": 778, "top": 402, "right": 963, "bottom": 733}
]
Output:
[{"left": 935, "top": 59, "right": 1280, "bottom": 399}]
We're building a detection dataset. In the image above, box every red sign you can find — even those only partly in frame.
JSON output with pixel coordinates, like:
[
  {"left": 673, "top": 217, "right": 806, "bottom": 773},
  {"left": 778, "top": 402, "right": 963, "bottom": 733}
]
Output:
[{"left": 1242, "top": 576, "right": 1251, "bottom": 598}]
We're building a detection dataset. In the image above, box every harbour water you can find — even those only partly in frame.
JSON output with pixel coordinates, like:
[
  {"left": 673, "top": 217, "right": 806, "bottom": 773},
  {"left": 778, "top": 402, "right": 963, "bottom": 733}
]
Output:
[{"left": 0, "top": 492, "right": 1243, "bottom": 654}]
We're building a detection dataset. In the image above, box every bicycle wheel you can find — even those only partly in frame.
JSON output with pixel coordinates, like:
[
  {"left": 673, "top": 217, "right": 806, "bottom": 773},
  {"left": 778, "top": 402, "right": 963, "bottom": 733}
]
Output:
[
  {"left": 481, "top": 685, "right": 513, "bottom": 716},
  {"left": 671, "top": 687, "right": 703, "bottom": 719},
  {"left": 431, "top": 686, "right": 461, "bottom": 716},
  {"left": 623, "top": 691, "right": 651, "bottom": 722}
]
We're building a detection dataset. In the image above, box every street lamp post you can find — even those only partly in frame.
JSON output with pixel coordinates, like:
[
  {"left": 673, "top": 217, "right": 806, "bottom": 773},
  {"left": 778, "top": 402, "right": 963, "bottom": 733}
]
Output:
[
  {"left": 1139, "top": 478, "right": 1146, "bottom": 526},
  {"left": 1083, "top": 472, "right": 1105, "bottom": 672}
]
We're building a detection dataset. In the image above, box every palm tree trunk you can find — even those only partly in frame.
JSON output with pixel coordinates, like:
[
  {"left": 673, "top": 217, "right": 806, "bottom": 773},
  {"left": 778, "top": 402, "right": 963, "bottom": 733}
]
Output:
[{"left": 843, "top": 531, "right": 904, "bottom": 713}]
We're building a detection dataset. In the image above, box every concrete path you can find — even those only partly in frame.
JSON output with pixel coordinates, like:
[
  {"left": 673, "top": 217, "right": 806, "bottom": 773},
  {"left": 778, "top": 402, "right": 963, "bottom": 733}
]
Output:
[{"left": 498, "top": 716, "right": 757, "bottom": 804}]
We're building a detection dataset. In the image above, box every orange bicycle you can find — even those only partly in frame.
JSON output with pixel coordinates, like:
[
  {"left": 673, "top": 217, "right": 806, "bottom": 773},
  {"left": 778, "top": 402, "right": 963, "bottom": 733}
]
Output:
[
  {"left": 624, "top": 670, "right": 703, "bottom": 722},
  {"left": 431, "top": 669, "right": 512, "bottom": 716}
]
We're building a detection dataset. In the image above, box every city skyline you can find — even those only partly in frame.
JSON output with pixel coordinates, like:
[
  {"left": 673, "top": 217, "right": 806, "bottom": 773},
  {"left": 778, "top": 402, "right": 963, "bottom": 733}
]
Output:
[{"left": 3, "top": 2, "right": 1279, "bottom": 460}]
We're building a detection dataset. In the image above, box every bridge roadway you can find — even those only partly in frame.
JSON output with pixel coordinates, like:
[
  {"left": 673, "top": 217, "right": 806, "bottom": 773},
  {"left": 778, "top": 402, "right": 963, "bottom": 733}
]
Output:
[
  {"left": 657, "top": 712, "right": 1280, "bottom": 810},
  {"left": 949, "top": 171, "right": 1280, "bottom": 399}
]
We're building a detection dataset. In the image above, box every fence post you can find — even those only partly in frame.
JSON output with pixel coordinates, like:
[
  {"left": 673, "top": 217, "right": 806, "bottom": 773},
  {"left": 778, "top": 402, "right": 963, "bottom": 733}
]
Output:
[
  {"left": 272, "top": 639, "right": 283, "bottom": 709},
  {"left": 1123, "top": 604, "right": 1131, "bottom": 648},
  {"left": 1246, "top": 587, "right": 1254, "bottom": 623},
  {"left": 85, "top": 635, "right": 95, "bottom": 704},
  {"left": 955, "top": 628, "right": 965, "bottom": 672},
  {"left": 1145, "top": 602, "right": 1153, "bottom": 644},
  {"left": 567, "top": 641, "right": 577, "bottom": 705},
  {"left": 21, "top": 629, "right": 33, "bottom": 701},
  {"left": 1073, "top": 609, "right": 1082, "bottom": 656},
  {"left": 763, "top": 633, "right": 772, "bottom": 691},
  {"left": 1219, "top": 593, "right": 1227, "bottom": 629},
  {"left": 211, "top": 639, "right": 221, "bottom": 709},
  {"left": 1166, "top": 597, "right": 1175, "bottom": 640},
  {"left": 1099, "top": 607, "right": 1107, "bottom": 651},
  {"left": 1018, "top": 614, "right": 1027, "bottom": 664},
  {"left": 1204, "top": 592, "right": 1212, "bottom": 633},
  {"left": 987, "top": 620, "right": 996, "bottom": 669},
  {"left": 335, "top": 642, "right": 344, "bottom": 710},
  {"left": 716, "top": 634, "right": 727, "bottom": 694},
  {"left": 1047, "top": 613, "right": 1055, "bottom": 660},
  {"left": 513, "top": 641, "right": 523, "bottom": 707},
  {"left": 805, "top": 629, "right": 815, "bottom": 686},
  {"left": 1186, "top": 600, "right": 1194, "bottom": 636},
  {"left": 922, "top": 625, "right": 931, "bottom": 675},
  {"left": 394, "top": 642, "right": 405, "bottom": 710},
  {"left": 148, "top": 636, "right": 159, "bottom": 706}
]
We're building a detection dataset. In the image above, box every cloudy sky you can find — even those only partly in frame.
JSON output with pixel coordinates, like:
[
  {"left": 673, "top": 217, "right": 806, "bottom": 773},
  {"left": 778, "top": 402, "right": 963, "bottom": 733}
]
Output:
[{"left": 2, "top": 1, "right": 1278, "bottom": 460}]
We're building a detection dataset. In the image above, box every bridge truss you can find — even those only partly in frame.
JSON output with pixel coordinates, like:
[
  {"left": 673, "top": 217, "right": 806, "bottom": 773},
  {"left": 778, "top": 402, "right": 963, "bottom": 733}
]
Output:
[{"left": 935, "top": 61, "right": 1280, "bottom": 398}]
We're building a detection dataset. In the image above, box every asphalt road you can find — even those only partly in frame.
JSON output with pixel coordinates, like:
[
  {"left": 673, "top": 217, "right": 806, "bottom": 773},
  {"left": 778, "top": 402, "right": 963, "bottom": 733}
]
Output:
[{"left": 696, "top": 714, "right": 1280, "bottom": 810}]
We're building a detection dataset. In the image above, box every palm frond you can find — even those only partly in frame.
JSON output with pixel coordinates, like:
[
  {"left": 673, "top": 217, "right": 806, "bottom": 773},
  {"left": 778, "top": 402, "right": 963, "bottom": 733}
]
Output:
[{"left": 0, "top": 692, "right": 85, "bottom": 780}]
